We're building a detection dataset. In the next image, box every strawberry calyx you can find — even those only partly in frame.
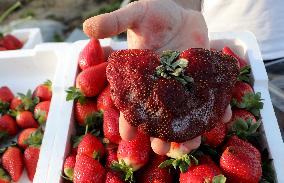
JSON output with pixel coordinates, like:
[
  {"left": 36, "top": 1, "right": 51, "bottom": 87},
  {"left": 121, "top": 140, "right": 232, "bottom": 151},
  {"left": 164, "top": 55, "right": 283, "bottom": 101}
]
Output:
[
  {"left": 61, "top": 173, "right": 73, "bottom": 181},
  {"left": 159, "top": 153, "right": 198, "bottom": 173},
  {"left": 156, "top": 50, "right": 194, "bottom": 86},
  {"left": 206, "top": 174, "right": 226, "bottom": 183},
  {"left": 0, "top": 32, "right": 4, "bottom": 38},
  {"left": 0, "top": 167, "right": 11, "bottom": 182},
  {"left": 93, "top": 151, "right": 101, "bottom": 160},
  {"left": 66, "top": 86, "right": 86, "bottom": 104},
  {"left": 34, "top": 110, "right": 47, "bottom": 125},
  {"left": 111, "top": 159, "right": 134, "bottom": 183},
  {"left": 16, "top": 90, "right": 40, "bottom": 111},
  {"left": 84, "top": 110, "right": 103, "bottom": 127},
  {"left": 0, "top": 101, "right": 10, "bottom": 115},
  {"left": 25, "top": 128, "right": 43, "bottom": 147},
  {"left": 43, "top": 80, "right": 52, "bottom": 91},
  {"left": 237, "top": 65, "right": 251, "bottom": 83},
  {"left": 230, "top": 118, "right": 261, "bottom": 140},
  {"left": 231, "top": 92, "right": 263, "bottom": 117}
]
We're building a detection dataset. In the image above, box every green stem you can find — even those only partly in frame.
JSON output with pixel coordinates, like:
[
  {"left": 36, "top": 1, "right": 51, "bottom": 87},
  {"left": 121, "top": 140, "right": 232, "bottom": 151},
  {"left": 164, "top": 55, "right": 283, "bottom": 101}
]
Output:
[
  {"left": 0, "top": 1, "right": 22, "bottom": 24},
  {"left": 85, "top": 124, "right": 89, "bottom": 135}
]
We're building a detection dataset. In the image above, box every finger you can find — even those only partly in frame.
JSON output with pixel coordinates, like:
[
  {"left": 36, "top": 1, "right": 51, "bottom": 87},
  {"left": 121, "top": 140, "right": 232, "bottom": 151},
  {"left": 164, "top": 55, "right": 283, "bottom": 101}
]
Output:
[
  {"left": 119, "top": 112, "right": 137, "bottom": 141},
  {"left": 222, "top": 104, "right": 232, "bottom": 123},
  {"left": 150, "top": 138, "right": 171, "bottom": 155},
  {"left": 182, "top": 136, "right": 201, "bottom": 152},
  {"left": 83, "top": 1, "right": 145, "bottom": 38}
]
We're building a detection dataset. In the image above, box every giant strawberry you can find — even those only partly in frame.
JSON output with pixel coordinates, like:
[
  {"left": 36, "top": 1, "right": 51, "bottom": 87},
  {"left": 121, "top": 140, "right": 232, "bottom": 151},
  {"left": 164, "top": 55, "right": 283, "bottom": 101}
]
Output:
[{"left": 107, "top": 49, "right": 239, "bottom": 142}]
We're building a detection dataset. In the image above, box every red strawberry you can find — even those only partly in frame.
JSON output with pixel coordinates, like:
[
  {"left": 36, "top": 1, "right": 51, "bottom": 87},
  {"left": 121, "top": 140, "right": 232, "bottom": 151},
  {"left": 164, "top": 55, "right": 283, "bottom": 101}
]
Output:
[
  {"left": 0, "top": 47, "right": 7, "bottom": 51},
  {"left": 0, "top": 87, "right": 14, "bottom": 113},
  {"left": 14, "top": 111, "right": 39, "bottom": 128},
  {"left": 137, "top": 153, "right": 173, "bottom": 183},
  {"left": 33, "top": 80, "right": 52, "bottom": 101},
  {"left": 203, "top": 122, "right": 227, "bottom": 147},
  {"left": 63, "top": 154, "right": 76, "bottom": 180},
  {"left": 10, "top": 90, "right": 39, "bottom": 111},
  {"left": 97, "top": 85, "right": 115, "bottom": 111},
  {"left": 0, "top": 168, "right": 11, "bottom": 183},
  {"left": 17, "top": 128, "right": 43, "bottom": 149},
  {"left": 232, "top": 81, "right": 253, "bottom": 103},
  {"left": 66, "top": 62, "right": 108, "bottom": 100},
  {"left": 180, "top": 156, "right": 225, "bottom": 183},
  {"left": 0, "top": 114, "right": 18, "bottom": 137},
  {"left": 78, "top": 38, "right": 105, "bottom": 70},
  {"left": 73, "top": 154, "right": 106, "bottom": 183},
  {"left": 223, "top": 46, "right": 247, "bottom": 68},
  {"left": 103, "top": 108, "right": 121, "bottom": 144},
  {"left": 34, "top": 101, "right": 50, "bottom": 124},
  {"left": 9, "top": 97, "right": 22, "bottom": 110},
  {"left": 105, "top": 146, "right": 118, "bottom": 170},
  {"left": 2, "top": 147, "right": 24, "bottom": 182},
  {"left": 77, "top": 134, "right": 105, "bottom": 159},
  {"left": 74, "top": 99, "right": 101, "bottom": 126},
  {"left": 117, "top": 131, "right": 151, "bottom": 171},
  {"left": 227, "top": 109, "right": 256, "bottom": 129},
  {"left": 2, "top": 35, "right": 23, "bottom": 50},
  {"left": 220, "top": 145, "right": 262, "bottom": 183},
  {"left": 105, "top": 171, "right": 124, "bottom": 183},
  {"left": 24, "top": 146, "right": 40, "bottom": 181}
]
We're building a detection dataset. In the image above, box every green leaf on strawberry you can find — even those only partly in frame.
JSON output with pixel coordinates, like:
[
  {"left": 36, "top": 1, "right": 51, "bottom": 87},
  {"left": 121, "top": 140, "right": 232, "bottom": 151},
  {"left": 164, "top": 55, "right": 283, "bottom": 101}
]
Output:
[
  {"left": 237, "top": 65, "right": 251, "bottom": 83},
  {"left": 66, "top": 87, "right": 86, "bottom": 104},
  {"left": 16, "top": 89, "right": 39, "bottom": 111},
  {"left": 25, "top": 128, "right": 43, "bottom": 147},
  {"left": 230, "top": 118, "right": 261, "bottom": 140},
  {"left": 211, "top": 174, "right": 227, "bottom": 183},
  {"left": 0, "top": 167, "right": 11, "bottom": 182},
  {"left": 111, "top": 159, "right": 134, "bottom": 183},
  {"left": 0, "top": 101, "right": 10, "bottom": 115}
]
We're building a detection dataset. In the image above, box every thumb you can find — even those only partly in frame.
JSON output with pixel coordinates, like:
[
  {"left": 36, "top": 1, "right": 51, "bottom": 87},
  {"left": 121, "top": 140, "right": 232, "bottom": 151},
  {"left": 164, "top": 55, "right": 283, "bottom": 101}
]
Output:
[{"left": 83, "top": 1, "right": 145, "bottom": 38}]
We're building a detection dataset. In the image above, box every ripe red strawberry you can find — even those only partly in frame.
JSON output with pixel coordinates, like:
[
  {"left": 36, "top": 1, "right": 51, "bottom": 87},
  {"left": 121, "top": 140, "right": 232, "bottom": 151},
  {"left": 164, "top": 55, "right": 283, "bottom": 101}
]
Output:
[
  {"left": 103, "top": 108, "right": 121, "bottom": 144},
  {"left": 0, "top": 87, "right": 14, "bottom": 114},
  {"left": 97, "top": 85, "right": 115, "bottom": 111},
  {"left": 105, "top": 146, "right": 118, "bottom": 170},
  {"left": 77, "top": 134, "right": 105, "bottom": 159},
  {"left": 10, "top": 90, "right": 39, "bottom": 111},
  {"left": 0, "top": 114, "right": 18, "bottom": 137},
  {"left": 74, "top": 99, "right": 101, "bottom": 126},
  {"left": 220, "top": 145, "right": 262, "bottom": 183},
  {"left": 0, "top": 168, "right": 11, "bottom": 183},
  {"left": 24, "top": 146, "right": 40, "bottom": 181},
  {"left": 17, "top": 128, "right": 43, "bottom": 149},
  {"left": 203, "top": 122, "right": 227, "bottom": 147},
  {"left": 73, "top": 154, "right": 106, "bottom": 183},
  {"left": 180, "top": 156, "right": 225, "bottom": 183},
  {"left": 14, "top": 111, "right": 39, "bottom": 128},
  {"left": 227, "top": 109, "right": 256, "bottom": 129},
  {"left": 2, "top": 147, "right": 24, "bottom": 182},
  {"left": 2, "top": 35, "right": 23, "bottom": 50},
  {"left": 63, "top": 154, "right": 76, "bottom": 181},
  {"left": 232, "top": 81, "right": 253, "bottom": 103},
  {"left": 78, "top": 38, "right": 105, "bottom": 71},
  {"left": 66, "top": 62, "right": 108, "bottom": 100},
  {"left": 117, "top": 131, "right": 151, "bottom": 171},
  {"left": 33, "top": 80, "right": 52, "bottom": 101},
  {"left": 105, "top": 171, "right": 123, "bottom": 183},
  {"left": 34, "top": 101, "right": 50, "bottom": 124},
  {"left": 10, "top": 97, "right": 22, "bottom": 110},
  {"left": 137, "top": 154, "right": 173, "bottom": 183},
  {"left": 223, "top": 46, "right": 247, "bottom": 68}
]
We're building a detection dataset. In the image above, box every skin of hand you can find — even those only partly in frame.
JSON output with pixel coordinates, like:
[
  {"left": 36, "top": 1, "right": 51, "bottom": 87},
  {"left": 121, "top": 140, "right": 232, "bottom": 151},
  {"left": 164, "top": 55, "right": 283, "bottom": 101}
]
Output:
[{"left": 83, "top": 0, "right": 232, "bottom": 155}]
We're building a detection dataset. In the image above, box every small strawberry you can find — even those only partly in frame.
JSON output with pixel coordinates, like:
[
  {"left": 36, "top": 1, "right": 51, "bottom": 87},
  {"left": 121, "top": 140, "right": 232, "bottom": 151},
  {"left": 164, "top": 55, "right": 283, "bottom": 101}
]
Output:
[
  {"left": 231, "top": 81, "right": 253, "bottom": 103},
  {"left": 24, "top": 146, "right": 40, "bottom": 181},
  {"left": 0, "top": 86, "right": 14, "bottom": 114},
  {"left": 137, "top": 153, "right": 173, "bottom": 183},
  {"left": 10, "top": 90, "right": 39, "bottom": 111},
  {"left": 227, "top": 109, "right": 256, "bottom": 130},
  {"left": 77, "top": 133, "right": 105, "bottom": 160},
  {"left": 78, "top": 38, "right": 105, "bottom": 71},
  {"left": 63, "top": 154, "right": 76, "bottom": 181},
  {"left": 34, "top": 101, "right": 50, "bottom": 124},
  {"left": 105, "top": 171, "right": 124, "bottom": 183},
  {"left": 73, "top": 154, "right": 106, "bottom": 183},
  {"left": 0, "top": 168, "right": 11, "bottom": 183},
  {"left": 2, "top": 35, "right": 23, "bottom": 50},
  {"left": 66, "top": 62, "right": 108, "bottom": 100},
  {"left": 180, "top": 156, "right": 226, "bottom": 183},
  {"left": 0, "top": 114, "right": 18, "bottom": 137},
  {"left": 74, "top": 99, "right": 102, "bottom": 126},
  {"left": 222, "top": 46, "right": 247, "bottom": 68},
  {"left": 33, "top": 80, "right": 52, "bottom": 102},
  {"left": 103, "top": 108, "right": 121, "bottom": 144},
  {"left": 17, "top": 128, "right": 43, "bottom": 149},
  {"left": 203, "top": 122, "right": 227, "bottom": 147},
  {"left": 13, "top": 111, "right": 39, "bottom": 129},
  {"left": 97, "top": 85, "right": 115, "bottom": 111},
  {"left": 220, "top": 145, "right": 262, "bottom": 183},
  {"left": 2, "top": 147, "right": 24, "bottom": 182}
]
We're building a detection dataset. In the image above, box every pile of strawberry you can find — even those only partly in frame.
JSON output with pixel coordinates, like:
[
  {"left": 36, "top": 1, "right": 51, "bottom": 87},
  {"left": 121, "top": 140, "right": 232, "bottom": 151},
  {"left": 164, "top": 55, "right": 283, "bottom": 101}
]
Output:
[
  {"left": 0, "top": 80, "right": 52, "bottom": 182},
  {"left": 63, "top": 39, "right": 274, "bottom": 183},
  {"left": 0, "top": 33, "right": 23, "bottom": 51}
]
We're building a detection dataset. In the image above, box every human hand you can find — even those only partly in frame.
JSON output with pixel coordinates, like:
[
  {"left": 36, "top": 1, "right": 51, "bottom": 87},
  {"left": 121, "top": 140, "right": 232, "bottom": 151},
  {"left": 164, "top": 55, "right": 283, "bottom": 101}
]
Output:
[{"left": 83, "top": 0, "right": 231, "bottom": 156}]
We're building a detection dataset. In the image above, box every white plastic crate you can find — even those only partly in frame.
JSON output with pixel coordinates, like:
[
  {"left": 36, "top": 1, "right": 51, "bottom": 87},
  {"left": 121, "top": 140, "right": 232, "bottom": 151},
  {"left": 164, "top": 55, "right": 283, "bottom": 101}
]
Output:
[
  {"left": 47, "top": 32, "right": 284, "bottom": 183},
  {"left": 0, "top": 42, "right": 71, "bottom": 183}
]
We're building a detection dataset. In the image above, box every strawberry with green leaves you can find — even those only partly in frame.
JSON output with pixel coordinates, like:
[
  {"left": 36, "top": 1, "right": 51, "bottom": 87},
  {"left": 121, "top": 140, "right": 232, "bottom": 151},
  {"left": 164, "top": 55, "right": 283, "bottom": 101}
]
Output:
[
  {"left": 227, "top": 109, "right": 256, "bottom": 130},
  {"left": 73, "top": 154, "right": 106, "bottom": 183},
  {"left": 231, "top": 81, "right": 253, "bottom": 103},
  {"left": 1, "top": 146, "right": 24, "bottom": 182},
  {"left": 10, "top": 90, "right": 39, "bottom": 111},
  {"left": 0, "top": 86, "right": 14, "bottom": 114},
  {"left": 78, "top": 38, "right": 105, "bottom": 71},
  {"left": 202, "top": 122, "right": 227, "bottom": 148},
  {"left": 0, "top": 114, "right": 18, "bottom": 138},
  {"left": 63, "top": 154, "right": 76, "bottom": 181},
  {"left": 17, "top": 128, "right": 43, "bottom": 149},
  {"left": 103, "top": 108, "right": 121, "bottom": 144},
  {"left": 0, "top": 168, "right": 11, "bottom": 183},
  {"left": 34, "top": 101, "right": 50, "bottom": 124},
  {"left": 12, "top": 110, "right": 39, "bottom": 129},
  {"left": 97, "top": 85, "right": 115, "bottom": 111},
  {"left": 24, "top": 146, "right": 40, "bottom": 181},
  {"left": 33, "top": 80, "right": 52, "bottom": 102}
]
